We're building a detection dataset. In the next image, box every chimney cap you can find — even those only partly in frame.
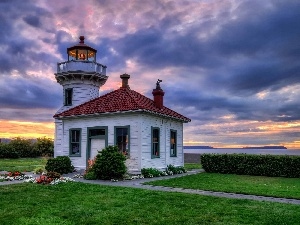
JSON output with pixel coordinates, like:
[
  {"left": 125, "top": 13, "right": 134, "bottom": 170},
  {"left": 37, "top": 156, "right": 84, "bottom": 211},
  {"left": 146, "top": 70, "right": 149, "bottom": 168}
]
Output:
[{"left": 120, "top": 73, "right": 130, "bottom": 88}]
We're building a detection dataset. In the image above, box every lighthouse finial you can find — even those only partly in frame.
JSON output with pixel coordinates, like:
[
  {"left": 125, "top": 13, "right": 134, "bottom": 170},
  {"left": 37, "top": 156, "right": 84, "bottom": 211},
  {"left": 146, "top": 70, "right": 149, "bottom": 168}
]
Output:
[{"left": 79, "top": 36, "right": 85, "bottom": 44}]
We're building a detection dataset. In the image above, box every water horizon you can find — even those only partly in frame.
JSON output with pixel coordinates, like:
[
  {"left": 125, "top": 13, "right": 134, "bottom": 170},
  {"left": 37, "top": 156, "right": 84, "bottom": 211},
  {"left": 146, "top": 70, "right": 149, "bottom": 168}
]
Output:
[{"left": 184, "top": 148, "right": 300, "bottom": 155}]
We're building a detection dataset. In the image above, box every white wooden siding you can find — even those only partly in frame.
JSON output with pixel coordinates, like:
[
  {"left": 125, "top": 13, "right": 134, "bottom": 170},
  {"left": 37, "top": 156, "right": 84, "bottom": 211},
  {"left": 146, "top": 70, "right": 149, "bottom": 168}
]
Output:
[
  {"left": 56, "top": 82, "right": 100, "bottom": 114},
  {"left": 54, "top": 112, "right": 184, "bottom": 172},
  {"left": 140, "top": 115, "right": 184, "bottom": 170}
]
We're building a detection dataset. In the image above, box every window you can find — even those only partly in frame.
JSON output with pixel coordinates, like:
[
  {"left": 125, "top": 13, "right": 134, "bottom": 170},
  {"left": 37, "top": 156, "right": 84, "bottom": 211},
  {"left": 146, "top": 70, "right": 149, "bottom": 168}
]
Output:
[
  {"left": 115, "top": 126, "right": 129, "bottom": 156},
  {"left": 151, "top": 127, "right": 160, "bottom": 158},
  {"left": 170, "top": 130, "right": 177, "bottom": 157},
  {"left": 65, "top": 88, "right": 73, "bottom": 106},
  {"left": 69, "top": 129, "right": 81, "bottom": 156},
  {"left": 89, "top": 128, "right": 106, "bottom": 137}
]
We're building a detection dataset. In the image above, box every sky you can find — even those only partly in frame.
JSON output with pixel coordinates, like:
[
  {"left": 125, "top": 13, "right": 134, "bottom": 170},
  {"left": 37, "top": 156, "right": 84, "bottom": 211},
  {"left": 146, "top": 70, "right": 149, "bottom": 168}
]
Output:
[{"left": 0, "top": 0, "right": 299, "bottom": 149}]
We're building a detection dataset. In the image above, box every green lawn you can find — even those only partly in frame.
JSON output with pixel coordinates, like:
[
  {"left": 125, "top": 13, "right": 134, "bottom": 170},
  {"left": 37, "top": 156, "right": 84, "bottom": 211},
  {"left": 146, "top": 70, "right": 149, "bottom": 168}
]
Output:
[
  {"left": 145, "top": 172, "right": 300, "bottom": 199},
  {"left": 0, "top": 158, "right": 48, "bottom": 172},
  {"left": 0, "top": 182, "right": 300, "bottom": 225},
  {"left": 184, "top": 163, "right": 202, "bottom": 170}
]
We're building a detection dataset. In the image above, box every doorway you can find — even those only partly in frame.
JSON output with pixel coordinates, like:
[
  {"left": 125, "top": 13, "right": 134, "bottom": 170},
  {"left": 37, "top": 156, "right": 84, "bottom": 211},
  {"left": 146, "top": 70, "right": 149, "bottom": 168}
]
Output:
[
  {"left": 87, "top": 127, "right": 108, "bottom": 166},
  {"left": 90, "top": 138, "right": 105, "bottom": 159}
]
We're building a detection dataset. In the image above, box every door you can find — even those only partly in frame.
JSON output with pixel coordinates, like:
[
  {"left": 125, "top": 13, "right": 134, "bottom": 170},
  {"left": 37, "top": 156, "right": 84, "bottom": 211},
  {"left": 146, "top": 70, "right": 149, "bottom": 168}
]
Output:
[{"left": 90, "top": 138, "right": 106, "bottom": 160}]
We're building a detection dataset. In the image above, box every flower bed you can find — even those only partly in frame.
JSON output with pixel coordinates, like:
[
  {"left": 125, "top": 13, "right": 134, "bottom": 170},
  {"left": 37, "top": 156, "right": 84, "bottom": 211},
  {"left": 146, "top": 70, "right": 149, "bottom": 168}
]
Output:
[
  {"left": 24, "top": 176, "right": 75, "bottom": 185},
  {"left": 0, "top": 171, "right": 75, "bottom": 185},
  {"left": 0, "top": 171, "right": 33, "bottom": 182}
]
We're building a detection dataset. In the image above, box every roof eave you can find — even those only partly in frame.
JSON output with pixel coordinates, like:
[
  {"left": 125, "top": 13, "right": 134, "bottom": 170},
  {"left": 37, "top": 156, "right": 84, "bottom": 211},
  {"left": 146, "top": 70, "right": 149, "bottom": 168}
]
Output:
[{"left": 54, "top": 109, "right": 191, "bottom": 122}]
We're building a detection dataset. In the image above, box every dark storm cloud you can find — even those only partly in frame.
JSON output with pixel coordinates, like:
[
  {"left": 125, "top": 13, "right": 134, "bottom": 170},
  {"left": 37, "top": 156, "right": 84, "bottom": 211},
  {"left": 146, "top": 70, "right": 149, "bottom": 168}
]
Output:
[
  {"left": 23, "top": 15, "right": 41, "bottom": 28},
  {"left": 211, "top": 1, "right": 300, "bottom": 94},
  {"left": 115, "top": 28, "right": 212, "bottom": 69},
  {"left": 0, "top": 76, "right": 61, "bottom": 109},
  {"left": 114, "top": 0, "right": 300, "bottom": 96},
  {"left": 0, "top": 109, "right": 56, "bottom": 122},
  {"left": 0, "top": 1, "right": 57, "bottom": 73},
  {"left": 0, "top": 41, "right": 34, "bottom": 73},
  {"left": 161, "top": 83, "right": 300, "bottom": 123}
]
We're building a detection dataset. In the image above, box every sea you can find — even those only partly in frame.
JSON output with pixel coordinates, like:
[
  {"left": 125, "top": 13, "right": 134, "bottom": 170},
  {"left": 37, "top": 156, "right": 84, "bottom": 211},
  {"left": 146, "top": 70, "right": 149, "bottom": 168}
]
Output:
[{"left": 184, "top": 147, "right": 300, "bottom": 156}]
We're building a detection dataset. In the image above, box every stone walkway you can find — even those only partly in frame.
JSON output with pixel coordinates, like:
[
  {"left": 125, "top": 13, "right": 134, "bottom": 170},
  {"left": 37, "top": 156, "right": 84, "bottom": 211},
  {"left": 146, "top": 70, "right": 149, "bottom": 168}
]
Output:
[{"left": 1, "top": 170, "right": 300, "bottom": 205}]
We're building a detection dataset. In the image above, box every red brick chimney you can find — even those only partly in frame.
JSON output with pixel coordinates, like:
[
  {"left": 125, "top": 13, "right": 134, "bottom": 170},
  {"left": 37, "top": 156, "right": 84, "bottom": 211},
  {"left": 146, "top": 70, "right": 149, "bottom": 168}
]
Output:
[
  {"left": 152, "top": 79, "right": 164, "bottom": 109},
  {"left": 120, "top": 73, "right": 130, "bottom": 88}
]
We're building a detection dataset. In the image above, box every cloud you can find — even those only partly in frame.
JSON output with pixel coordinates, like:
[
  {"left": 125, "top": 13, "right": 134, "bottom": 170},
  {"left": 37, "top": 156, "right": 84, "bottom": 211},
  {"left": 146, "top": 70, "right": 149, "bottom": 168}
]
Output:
[
  {"left": 0, "top": 76, "right": 61, "bottom": 109},
  {"left": 23, "top": 15, "right": 42, "bottom": 28},
  {"left": 0, "top": 0, "right": 299, "bottom": 147}
]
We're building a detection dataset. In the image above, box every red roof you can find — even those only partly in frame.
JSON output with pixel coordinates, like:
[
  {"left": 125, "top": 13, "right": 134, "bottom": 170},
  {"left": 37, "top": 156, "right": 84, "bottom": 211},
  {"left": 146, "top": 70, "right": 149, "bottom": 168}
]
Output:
[{"left": 54, "top": 87, "right": 191, "bottom": 122}]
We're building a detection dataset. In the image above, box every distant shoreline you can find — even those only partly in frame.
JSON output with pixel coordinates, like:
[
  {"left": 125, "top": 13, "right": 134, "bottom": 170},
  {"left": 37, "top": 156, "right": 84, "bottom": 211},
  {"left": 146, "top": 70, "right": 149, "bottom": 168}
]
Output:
[
  {"left": 184, "top": 146, "right": 287, "bottom": 150},
  {"left": 184, "top": 148, "right": 300, "bottom": 156}
]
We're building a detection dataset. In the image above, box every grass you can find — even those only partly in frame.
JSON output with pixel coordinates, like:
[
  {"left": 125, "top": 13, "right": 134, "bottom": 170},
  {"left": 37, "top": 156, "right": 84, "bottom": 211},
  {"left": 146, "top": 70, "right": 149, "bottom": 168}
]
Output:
[
  {"left": 184, "top": 163, "right": 202, "bottom": 170},
  {"left": 0, "top": 158, "right": 48, "bottom": 172},
  {"left": 0, "top": 182, "right": 300, "bottom": 225},
  {"left": 145, "top": 172, "right": 300, "bottom": 199}
]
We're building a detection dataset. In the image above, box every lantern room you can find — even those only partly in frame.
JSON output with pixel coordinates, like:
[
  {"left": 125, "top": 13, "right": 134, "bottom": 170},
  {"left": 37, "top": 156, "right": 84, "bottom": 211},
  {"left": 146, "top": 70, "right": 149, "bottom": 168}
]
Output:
[{"left": 67, "top": 36, "right": 97, "bottom": 61}]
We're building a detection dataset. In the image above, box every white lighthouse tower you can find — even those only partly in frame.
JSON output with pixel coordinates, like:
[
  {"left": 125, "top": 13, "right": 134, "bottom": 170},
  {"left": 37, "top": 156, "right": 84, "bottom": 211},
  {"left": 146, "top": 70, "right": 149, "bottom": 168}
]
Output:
[
  {"left": 54, "top": 36, "right": 108, "bottom": 157},
  {"left": 55, "top": 36, "right": 108, "bottom": 113}
]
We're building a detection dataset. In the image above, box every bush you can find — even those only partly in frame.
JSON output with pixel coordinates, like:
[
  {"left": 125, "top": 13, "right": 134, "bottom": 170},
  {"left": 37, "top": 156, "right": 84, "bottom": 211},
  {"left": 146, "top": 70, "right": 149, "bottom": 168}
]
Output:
[
  {"left": 141, "top": 168, "right": 161, "bottom": 178},
  {"left": 83, "top": 171, "right": 97, "bottom": 180},
  {"left": 34, "top": 167, "right": 45, "bottom": 174},
  {"left": 46, "top": 171, "right": 61, "bottom": 179},
  {"left": 0, "top": 143, "right": 19, "bottom": 158},
  {"left": 92, "top": 146, "right": 127, "bottom": 180},
  {"left": 9, "top": 137, "right": 35, "bottom": 158},
  {"left": 141, "top": 165, "right": 187, "bottom": 178},
  {"left": 45, "top": 156, "right": 74, "bottom": 174},
  {"left": 0, "top": 137, "right": 54, "bottom": 159},
  {"left": 201, "top": 153, "right": 300, "bottom": 178},
  {"left": 166, "top": 164, "right": 187, "bottom": 174},
  {"left": 33, "top": 137, "right": 54, "bottom": 157}
]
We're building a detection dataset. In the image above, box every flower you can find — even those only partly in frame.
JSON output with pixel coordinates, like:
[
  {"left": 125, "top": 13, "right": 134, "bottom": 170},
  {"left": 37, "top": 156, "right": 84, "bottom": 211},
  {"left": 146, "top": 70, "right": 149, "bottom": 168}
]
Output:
[{"left": 23, "top": 175, "right": 75, "bottom": 185}]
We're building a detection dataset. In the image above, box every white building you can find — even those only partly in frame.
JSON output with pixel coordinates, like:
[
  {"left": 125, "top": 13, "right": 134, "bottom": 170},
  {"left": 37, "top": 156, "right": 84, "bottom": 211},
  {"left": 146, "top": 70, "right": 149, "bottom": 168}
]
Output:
[{"left": 53, "top": 36, "right": 191, "bottom": 173}]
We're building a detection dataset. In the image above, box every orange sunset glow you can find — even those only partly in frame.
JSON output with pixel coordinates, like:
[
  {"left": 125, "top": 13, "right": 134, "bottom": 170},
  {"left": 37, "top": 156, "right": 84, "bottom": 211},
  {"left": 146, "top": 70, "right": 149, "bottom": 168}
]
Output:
[{"left": 0, "top": 121, "right": 54, "bottom": 139}]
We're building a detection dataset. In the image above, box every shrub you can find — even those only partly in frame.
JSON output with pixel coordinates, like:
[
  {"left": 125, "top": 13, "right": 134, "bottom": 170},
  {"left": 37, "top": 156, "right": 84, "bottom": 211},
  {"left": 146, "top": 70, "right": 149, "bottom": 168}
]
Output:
[
  {"left": 33, "top": 137, "right": 54, "bottom": 157},
  {"left": 92, "top": 146, "right": 127, "bottom": 180},
  {"left": 201, "top": 153, "right": 300, "bottom": 178},
  {"left": 45, "top": 156, "right": 74, "bottom": 174},
  {"left": 46, "top": 171, "right": 61, "bottom": 179},
  {"left": 83, "top": 158, "right": 97, "bottom": 180},
  {"left": 9, "top": 137, "right": 35, "bottom": 158},
  {"left": 84, "top": 171, "right": 97, "bottom": 180},
  {"left": 0, "top": 137, "right": 54, "bottom": 159},
  {"left": 34, "top": 167, "right": 45, "bottom": 174},
  {"left": 0, "top": 143, "right": 19, "bottom": 158},
  {"left": 166, "top": 164, "right": 187, "bottom": 174},
  {"left": 141, "top": 165, "right": 187, "bottom": 178},
  {"left": 141, "top": 168, "right": 161, "bottom": 178}
]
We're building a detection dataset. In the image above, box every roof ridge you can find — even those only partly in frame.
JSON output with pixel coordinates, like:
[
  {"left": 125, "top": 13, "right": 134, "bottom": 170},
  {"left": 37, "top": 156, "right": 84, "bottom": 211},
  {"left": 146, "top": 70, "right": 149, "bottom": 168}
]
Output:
[{"left": 126, "top": 88, "right": 152, "bottom": 109}]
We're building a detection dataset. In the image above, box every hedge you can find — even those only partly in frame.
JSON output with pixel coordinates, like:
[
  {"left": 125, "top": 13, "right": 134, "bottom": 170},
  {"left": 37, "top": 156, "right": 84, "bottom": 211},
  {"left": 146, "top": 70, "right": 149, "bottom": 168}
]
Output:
[
  {"left": 201, "top": 153, "right": 300, "bottom": 178},
  {"left": 0, "top": 137, "right": 54, "bottom": 158}
]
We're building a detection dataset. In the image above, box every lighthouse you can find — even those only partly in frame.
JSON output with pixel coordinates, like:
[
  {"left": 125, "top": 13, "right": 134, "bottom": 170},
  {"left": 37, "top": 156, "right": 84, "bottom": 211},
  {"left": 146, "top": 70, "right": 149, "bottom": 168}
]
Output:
[
  {"left": 54, "top": 36, "right": 108, "bottom": 157},
  {"left": 54, "top": 36, "right": 108, "bottom": 113}
]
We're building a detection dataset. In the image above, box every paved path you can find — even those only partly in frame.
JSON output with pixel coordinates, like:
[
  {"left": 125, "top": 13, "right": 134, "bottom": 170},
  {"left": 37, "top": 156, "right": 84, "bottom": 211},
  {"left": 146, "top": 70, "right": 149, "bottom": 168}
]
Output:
[{"left": 1, "top": 170, "right": 300, "bottom": 205}]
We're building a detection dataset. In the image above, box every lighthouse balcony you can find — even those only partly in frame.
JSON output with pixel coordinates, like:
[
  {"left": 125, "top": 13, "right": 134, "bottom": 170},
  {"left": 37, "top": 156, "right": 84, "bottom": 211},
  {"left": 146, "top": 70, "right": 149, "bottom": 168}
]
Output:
[{"left": 57, "top": 60, "right": 107, "bottom": 75}]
